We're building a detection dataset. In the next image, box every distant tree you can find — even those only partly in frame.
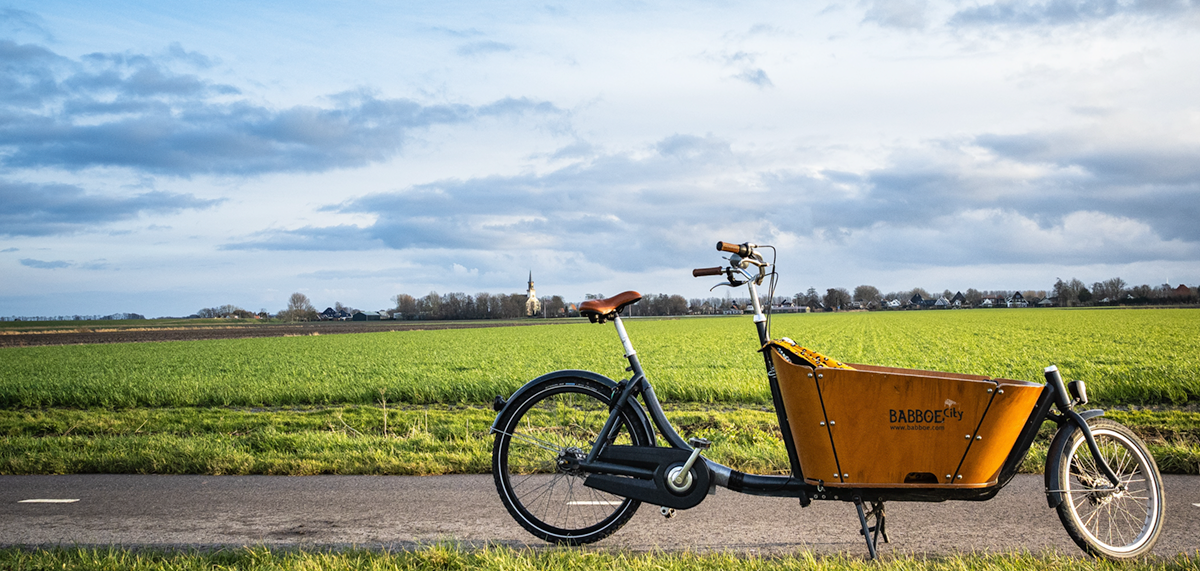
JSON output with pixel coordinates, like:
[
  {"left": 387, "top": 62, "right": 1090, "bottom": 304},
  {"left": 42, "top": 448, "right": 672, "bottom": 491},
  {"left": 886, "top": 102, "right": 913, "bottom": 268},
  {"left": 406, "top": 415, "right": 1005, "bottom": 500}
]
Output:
[
  {"left": 794, "top": 287, "right": 822, "bottom": 310},
  {"left": 543, "top": 295, "right": 566, "bottom": 317},
  {"left": 1054, "top": 278, "right": 1088, "bottom": 307},
  {"left": 392, "top": 294, "right": 418, "bottom": 319},
  {"left": 1105, "top": 277, "right": 1127, "bottom": 300},
  {"left": 965, "top": 288, "right": 983, "bottom": 306},
  {"left": 1077, "top": 287, "right": 1093, "bottom": 304},
  {"left": 853, "top": 285, "right": 881, "bottom": 304},
  {"left": 281, "top": 292, "right": 318, "bottom": 322},
  {"left": 420, "top": 291, "right": 442, "bottom": 319},
  {"left": 823, "top": 288, "right": 851, "bottom": 311},
  {"left": 1130, "top": 284, "right": 1154, "bottom": 301}
]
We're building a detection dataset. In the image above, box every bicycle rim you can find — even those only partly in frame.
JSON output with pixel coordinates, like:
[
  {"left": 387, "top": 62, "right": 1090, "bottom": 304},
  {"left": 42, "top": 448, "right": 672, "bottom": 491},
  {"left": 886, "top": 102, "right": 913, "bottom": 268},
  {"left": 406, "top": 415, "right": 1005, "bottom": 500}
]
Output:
[
  {"left": 496, "top": 382, "right": 644, "bottom": 542},
  {"left": 1060, "top": 424, "right": 1162, "bottom": 557}
]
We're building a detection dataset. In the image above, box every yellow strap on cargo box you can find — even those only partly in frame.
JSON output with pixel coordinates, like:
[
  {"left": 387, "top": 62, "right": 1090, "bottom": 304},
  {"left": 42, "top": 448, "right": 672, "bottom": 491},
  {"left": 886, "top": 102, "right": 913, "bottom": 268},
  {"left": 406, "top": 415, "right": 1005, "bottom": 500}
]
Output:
[{"left": 766, "top": 338, "right": 855, "bottom": 370}]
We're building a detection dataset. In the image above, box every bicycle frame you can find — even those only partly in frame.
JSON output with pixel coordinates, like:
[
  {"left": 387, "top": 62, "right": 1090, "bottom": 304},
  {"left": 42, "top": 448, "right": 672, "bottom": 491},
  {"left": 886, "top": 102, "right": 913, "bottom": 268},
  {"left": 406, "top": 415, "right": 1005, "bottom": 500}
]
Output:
[{"left": 568, "top": 262, "right": 1124, "bottom": 506}]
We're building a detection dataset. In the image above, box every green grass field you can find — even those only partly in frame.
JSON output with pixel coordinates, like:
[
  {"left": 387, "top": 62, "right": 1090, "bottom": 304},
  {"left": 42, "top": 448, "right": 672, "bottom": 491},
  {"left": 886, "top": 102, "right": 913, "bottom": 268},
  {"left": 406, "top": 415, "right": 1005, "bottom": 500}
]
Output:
[
  {"left": 2, "top": 308, "right": 1198, "bottom": 476},
  {"left": 2, "top": 309, "right": 1198, "bottom": 408}
]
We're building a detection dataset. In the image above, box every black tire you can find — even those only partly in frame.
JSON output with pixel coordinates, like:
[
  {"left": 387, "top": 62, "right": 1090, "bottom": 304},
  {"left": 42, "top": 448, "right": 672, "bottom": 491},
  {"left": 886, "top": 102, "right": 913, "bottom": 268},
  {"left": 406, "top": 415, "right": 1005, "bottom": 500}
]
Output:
[
  {"left": 492, "top": 378, "right": 651, "bottom": 544},
  {"left": 1053, "top": 418, "right": 1164, "bottom": 559}
]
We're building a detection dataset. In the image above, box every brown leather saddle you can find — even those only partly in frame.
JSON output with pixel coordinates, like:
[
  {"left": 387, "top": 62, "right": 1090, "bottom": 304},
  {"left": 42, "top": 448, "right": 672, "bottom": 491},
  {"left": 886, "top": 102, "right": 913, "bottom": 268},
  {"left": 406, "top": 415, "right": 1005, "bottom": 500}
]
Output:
[{"left": 578, "top": 291, "right": 642, "bottom": 324}]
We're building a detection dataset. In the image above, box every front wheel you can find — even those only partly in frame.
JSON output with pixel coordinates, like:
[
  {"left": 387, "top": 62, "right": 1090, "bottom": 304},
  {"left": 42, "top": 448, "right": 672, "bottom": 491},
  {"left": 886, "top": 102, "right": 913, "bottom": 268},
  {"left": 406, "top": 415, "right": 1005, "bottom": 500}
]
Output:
[
  {"left": 1053, "top": 418, "right": 1164, "bottom": 559},
  {"left": 492, "top": 377, "right": 651, "bottom": 544}
]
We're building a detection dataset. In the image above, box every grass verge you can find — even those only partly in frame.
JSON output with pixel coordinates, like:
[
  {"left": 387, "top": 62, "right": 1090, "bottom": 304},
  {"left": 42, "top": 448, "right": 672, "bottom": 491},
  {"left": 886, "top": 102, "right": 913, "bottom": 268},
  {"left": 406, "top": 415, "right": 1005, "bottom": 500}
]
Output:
[
  {"left": 3, "top": 406, "right": 1196, "bottom": 476},
  {"left": 0, "top": 545, "right": 1197, "bottom": 571}
]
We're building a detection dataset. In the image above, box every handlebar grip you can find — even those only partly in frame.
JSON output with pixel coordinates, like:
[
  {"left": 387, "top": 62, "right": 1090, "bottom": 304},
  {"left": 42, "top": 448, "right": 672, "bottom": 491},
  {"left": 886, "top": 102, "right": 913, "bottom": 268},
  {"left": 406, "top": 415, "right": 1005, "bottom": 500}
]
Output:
[
  {"left": 716, "top": 241, "right": 751, "bottom": 256},
  {"left": 692, "top": 266, "right": 723, "bottom": 277}
]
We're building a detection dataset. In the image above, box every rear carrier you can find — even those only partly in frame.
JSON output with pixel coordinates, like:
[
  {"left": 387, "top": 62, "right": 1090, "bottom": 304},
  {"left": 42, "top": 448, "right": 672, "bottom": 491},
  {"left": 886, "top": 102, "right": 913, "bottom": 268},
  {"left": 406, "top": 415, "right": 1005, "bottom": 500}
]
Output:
[{"left": 767, "top": 339, "right": 1042, "bottom": 488}]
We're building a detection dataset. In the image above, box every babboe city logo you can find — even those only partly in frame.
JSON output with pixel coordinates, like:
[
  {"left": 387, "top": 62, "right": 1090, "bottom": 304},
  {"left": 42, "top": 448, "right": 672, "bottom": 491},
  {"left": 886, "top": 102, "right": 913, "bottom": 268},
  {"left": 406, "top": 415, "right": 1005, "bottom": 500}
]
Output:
[{"left": 888, "top": 399, "right": 963, "bottom": 431}]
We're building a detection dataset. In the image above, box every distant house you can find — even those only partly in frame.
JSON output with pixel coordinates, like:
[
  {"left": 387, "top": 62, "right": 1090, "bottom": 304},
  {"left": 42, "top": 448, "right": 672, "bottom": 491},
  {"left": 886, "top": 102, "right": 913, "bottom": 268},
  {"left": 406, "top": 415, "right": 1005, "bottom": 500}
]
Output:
[
  {"left": 886, "top": 299, "right": 901, "bottom": 309},
  {"left": 979, "top": 295, "right": 1007, "bottom": 308},
  {"left": 934, "top": 296, "right": 950, "bottom": 309},
  {"left": 321, "top": 307, "right": 352, "bottom": 320},
  {"left": 1037, "top": 297, "right": 1055, "bottom": 307},
  {"left": 1007, "top": 292, "right": 1028, "bottom": 308},
  {"left": 950, "top": 292, "right": 966, "bottom": 308},
  {"left": 907, "top": 296, "right": 945, "bottom": 309}
]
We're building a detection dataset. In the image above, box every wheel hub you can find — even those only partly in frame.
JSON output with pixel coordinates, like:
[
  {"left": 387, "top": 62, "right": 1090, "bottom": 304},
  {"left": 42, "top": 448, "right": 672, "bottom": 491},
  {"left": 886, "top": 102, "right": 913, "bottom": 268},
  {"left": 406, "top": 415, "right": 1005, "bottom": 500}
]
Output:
[{"left": 556, "top": 446, "right": 585, "bottom": 474}]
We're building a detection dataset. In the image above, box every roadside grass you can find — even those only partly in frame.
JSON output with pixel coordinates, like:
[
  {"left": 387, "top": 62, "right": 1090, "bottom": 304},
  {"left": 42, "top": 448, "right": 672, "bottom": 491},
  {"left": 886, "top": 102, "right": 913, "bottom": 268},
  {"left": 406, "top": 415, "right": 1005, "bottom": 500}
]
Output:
[
  {"left": 2, "top": 309, "right": 1198, "bottom": 409},
  {"left": 0, "top": 545, "right": 1197, "bottom": 571},
  {"left": 3, "top": 406, "right": 1196, "bottom": 476}
]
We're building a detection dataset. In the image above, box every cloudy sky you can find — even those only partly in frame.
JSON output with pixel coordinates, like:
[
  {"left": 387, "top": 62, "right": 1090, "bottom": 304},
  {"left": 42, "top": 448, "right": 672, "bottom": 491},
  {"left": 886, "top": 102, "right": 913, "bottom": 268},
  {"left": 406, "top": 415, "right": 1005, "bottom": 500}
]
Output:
[{"left": 2, "top": 1, "right": 1198, "bottom": 317}]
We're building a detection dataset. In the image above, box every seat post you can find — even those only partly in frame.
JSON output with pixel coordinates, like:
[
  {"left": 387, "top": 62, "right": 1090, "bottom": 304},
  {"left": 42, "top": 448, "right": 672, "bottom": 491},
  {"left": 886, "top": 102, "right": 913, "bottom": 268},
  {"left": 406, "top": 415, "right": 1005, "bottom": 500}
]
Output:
[{"left": 612, "top": 315, "right": 637, "bottom": 358}]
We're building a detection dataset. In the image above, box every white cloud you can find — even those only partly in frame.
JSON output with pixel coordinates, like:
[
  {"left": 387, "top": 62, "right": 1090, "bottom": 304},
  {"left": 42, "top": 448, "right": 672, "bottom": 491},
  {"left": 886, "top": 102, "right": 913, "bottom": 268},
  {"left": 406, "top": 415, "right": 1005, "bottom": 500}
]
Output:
[{"left": 2, "top": 1, "right": 1198, "bottom": 316}]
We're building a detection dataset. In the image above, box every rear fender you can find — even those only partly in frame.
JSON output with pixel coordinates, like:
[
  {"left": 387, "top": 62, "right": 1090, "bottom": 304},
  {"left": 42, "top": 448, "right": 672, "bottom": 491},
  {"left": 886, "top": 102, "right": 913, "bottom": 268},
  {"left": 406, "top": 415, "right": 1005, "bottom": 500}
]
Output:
[
  {"left": 490, "top": 369, "right": 654, "bottom": 444},
  {"left": 1044, "top": 409, "right": 1106, "bottom": 508}
]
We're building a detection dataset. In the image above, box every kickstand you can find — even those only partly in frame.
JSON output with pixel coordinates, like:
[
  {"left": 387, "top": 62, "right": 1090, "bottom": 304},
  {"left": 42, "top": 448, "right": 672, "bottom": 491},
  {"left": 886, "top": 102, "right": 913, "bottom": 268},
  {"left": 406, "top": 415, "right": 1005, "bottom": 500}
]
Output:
[{"left": 854, "top": 497, "right": 888, "bottom": 559}]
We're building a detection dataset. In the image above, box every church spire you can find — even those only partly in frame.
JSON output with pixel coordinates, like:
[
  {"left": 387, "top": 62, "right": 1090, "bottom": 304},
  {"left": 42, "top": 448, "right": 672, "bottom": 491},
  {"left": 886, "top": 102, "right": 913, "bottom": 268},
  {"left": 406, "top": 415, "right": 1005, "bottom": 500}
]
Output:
[{"left": 525, "top": 270, "right": 540, "bottom": 317}]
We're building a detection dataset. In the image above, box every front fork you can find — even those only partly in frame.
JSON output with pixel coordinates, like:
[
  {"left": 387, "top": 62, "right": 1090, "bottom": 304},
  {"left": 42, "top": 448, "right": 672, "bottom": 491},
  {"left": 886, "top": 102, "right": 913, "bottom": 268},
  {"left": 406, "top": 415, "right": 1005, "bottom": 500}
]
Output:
[
  {"left": 1044, "top": 366, "right": 1123, "bottom": 493},
  {"left": 1041, "top": 364, "right": 1123, "bottom": 508}
]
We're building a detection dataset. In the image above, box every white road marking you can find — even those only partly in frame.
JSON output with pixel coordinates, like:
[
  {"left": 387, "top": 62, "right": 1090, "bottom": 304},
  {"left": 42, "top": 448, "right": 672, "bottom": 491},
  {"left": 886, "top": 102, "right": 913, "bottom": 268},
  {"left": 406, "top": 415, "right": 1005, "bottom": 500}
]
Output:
[
  {"left": 18, "top": 499, "right": 79, "bottom": 503},
  {"left": 567, "top": 501, "right": 622, "bottom": 506}
]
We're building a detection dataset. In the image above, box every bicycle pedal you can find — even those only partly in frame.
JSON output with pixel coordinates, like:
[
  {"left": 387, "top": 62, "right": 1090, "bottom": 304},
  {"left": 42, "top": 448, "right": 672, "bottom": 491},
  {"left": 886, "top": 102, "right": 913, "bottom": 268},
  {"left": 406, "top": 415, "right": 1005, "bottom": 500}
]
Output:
[
  {"left": 660, "top": 506, "right": 676, "bottom": 519},
  {"left": 688, "top": 437, "right": 711, "bottom": 450}
]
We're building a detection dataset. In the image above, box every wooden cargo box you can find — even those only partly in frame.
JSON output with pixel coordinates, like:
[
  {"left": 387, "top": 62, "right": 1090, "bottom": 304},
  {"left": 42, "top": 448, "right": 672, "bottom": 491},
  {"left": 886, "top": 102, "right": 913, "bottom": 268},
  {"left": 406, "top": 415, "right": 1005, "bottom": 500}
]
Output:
[{"left": 768, "top": 341, "right": 1043, "bottom": 489}]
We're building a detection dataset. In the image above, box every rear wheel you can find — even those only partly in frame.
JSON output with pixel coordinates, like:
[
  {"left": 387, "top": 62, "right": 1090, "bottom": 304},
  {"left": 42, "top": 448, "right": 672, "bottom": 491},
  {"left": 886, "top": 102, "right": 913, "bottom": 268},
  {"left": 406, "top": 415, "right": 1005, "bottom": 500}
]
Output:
[
  {"left": 492, "top": 378, "right": 651, "bottom": 544},
  {"left": 1053, "top": 418, "right": 1164, "bottom": 559}
]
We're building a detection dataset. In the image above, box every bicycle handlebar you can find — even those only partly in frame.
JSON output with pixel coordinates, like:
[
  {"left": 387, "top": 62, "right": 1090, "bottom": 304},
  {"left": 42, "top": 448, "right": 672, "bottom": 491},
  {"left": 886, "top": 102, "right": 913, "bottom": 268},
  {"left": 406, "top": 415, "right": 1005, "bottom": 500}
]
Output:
[
  {"left": 715, "top": 241, "right": 744, "bottom": 254},
  {"left": 692, "top": 266, "right": 723, "bottom": 277},
  {"left": 716, "top": 241, "right": 754, "bottom": 256}
]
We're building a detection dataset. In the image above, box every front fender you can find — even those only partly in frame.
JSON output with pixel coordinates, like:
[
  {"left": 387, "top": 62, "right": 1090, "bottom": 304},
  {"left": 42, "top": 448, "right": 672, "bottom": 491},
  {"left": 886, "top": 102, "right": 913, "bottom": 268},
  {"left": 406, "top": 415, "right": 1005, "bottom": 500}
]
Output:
[
  {"left": 1044, "top": 408, "right": 1106, "bottom": 508},
  {"left": 490, "top": 369, "right": 644, "bottom": 433}
]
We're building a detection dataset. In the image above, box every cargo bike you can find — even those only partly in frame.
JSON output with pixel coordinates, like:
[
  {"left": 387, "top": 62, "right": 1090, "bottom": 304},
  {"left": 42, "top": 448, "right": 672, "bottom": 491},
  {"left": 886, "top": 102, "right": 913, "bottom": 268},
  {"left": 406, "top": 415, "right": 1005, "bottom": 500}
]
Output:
[{"left": 490, "top": 241, "right": 1164, "bottom": 559}]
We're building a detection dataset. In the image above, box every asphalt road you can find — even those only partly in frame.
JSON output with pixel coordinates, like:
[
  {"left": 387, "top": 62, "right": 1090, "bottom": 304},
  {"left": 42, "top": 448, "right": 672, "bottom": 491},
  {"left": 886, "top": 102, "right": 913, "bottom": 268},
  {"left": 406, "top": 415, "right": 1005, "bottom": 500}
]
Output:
[{"left": 1, "top": 474, "right": 1196, "bottom": 557}]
